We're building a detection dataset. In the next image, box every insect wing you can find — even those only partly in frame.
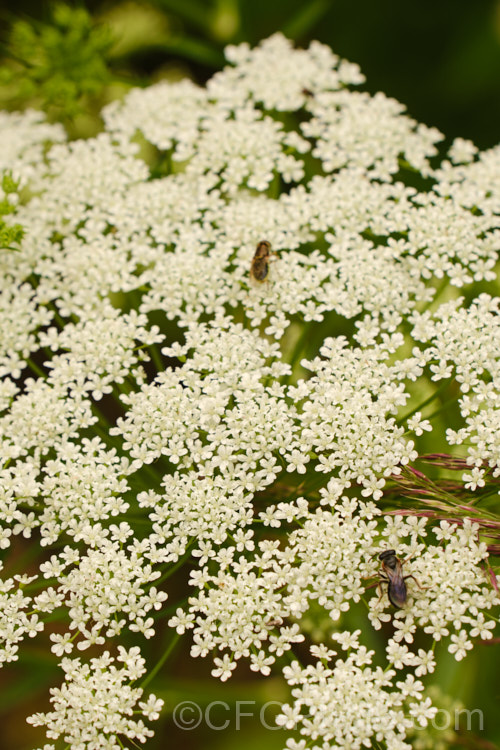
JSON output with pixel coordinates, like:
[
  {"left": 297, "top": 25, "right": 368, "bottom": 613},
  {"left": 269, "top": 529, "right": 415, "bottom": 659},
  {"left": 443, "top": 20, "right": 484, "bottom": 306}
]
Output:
[
  {"left": 251, "top": 259, "right": 269, "bottom": 281},
  {"left": 385, "top": 560, "right": 407, "bottom": 608},
  {"left": 250, "top": 241, "right": 272, "bottom": 282}
]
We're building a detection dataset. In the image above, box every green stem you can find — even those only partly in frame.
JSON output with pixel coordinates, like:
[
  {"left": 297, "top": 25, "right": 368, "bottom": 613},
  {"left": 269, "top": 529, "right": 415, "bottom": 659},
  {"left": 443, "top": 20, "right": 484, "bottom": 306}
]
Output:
[
  {"left": 398, "top": 379, "right": 450, "bottom": 424},
  {"left": 424, "top": 394, "right": 462, "bottom": 423},
  {"left": 420, "top": 276, "right": 450, "bottom": 313},
  {"left": 48, "top": 302, "right": 67, "bottom": 330},
  {"left": 148, "top": 343, "right": 164, "bottom": 373},
  {"left": 156, "top": 542, "right": 195, "bottom": 585},
  {"left": 26, "top": 357, "right": 46, "bottom": 378},
  {"left": 139, "top": 631, "right": 181, "bottom": 689},
  {"left": 283, "top": 321, "right": 315, "bottom": 385}
]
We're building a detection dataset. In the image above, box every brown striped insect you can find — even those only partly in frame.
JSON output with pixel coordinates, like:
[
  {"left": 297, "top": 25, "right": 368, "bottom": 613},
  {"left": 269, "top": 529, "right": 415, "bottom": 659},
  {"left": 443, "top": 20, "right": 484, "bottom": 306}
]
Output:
[{"left": 250, "top": 240, "right": 277, "bottom": 282}]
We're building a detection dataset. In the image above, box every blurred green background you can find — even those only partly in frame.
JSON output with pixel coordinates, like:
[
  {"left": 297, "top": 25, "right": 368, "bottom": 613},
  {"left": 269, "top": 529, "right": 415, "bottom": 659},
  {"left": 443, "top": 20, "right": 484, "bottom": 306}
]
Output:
[{"left": 0, "top": 1, "right": 499, "bottom": 749}]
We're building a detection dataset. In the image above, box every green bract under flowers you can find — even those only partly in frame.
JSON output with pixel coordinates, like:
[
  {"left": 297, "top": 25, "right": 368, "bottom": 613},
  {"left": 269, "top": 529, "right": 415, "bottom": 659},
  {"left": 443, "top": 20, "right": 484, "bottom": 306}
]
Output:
[{"left": 0, "top": 33, "right": 499, "bottom": 750}]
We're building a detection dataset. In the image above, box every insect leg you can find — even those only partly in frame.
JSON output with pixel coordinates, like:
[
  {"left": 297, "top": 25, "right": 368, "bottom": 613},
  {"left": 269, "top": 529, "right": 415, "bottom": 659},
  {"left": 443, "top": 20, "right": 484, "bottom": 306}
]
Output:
[
  {"left": 404, "top": 573, "right": 429, "bottom": 591},
  {"left": 376, "top": 575, "right": 389, "bottom": 603}
]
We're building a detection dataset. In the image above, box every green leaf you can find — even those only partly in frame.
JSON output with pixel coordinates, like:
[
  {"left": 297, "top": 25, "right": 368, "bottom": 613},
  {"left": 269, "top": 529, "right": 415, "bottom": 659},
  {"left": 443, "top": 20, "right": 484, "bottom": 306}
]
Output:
[
  {"left": 0, "top": 3, "right": 114, "bottom": 120},
  {"left": 155, "top": 37, "right": 225, "bottom": 68},
  {"left": 153, "top": 0, "right": 214, "bottom": 33},
  {"left": 0, "top": 223, "right": 24, "bottom": 249},
  {"left": 281, "top": 0, "right": 331, "bottom": 39}
]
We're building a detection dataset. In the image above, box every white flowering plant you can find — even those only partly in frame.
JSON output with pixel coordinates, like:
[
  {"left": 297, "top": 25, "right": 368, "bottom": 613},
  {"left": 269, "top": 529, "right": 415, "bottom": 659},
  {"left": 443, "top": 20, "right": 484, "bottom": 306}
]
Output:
[{"left": 0, "top": 32, "right": 499, "bottom": 750}]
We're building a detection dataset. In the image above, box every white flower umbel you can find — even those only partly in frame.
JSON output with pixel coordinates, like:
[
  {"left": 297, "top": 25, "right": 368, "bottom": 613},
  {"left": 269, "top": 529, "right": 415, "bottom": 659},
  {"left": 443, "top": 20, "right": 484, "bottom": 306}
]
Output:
[
  {"left": 369, "top": 518, "right": 497, "bottom": 650},
  {"left": 0, "top": 109, "right": 65, "bottom": 183},
  {"left": 0, "top": 31, "right": 499, "bottom": 750},
  {"left": 27, "top": 648, "right": 163, "bottom": 749},
  {"left": 0, "top": 565, "right": 44, "bottom": 665},
  {"left": 277, "top": 644, "right": 436, "bottom": 750},
  {"left": 411, "top": 294, "right": 500, "bottom": 485}
]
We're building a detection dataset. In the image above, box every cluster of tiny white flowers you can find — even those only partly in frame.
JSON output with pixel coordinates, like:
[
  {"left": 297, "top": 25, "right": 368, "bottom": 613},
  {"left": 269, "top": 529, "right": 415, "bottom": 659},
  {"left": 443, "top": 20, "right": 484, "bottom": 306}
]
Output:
[
  {"left": 411, "top": 294, "right": 500, "bottom": 484},
  {"left": 168, "top": 498, "right": 496, "bottom": 686},
  {"left": 0, "top": 568, "right": 43, "bottom": 665},
  {"left": 272, "top": 498, "right": 380, "bottom": 622},
  {"left": 0, "top": 109, "right": 65, "bottom": 183},
  {"left": 303, "top": 89, "right": 442, "bottom": 179},
  {"left": 36, "top": 439, "right": 131, "bottom": 543},
  {"left": 170, "top": 535, "right": 305, "bottom": 679},
  {"left": 435, "top": 141, "right": 500, "bottom": 217},
  {"left": 273, "top": 520, "right": 495, "bottom": 749},
  {"left": 0, "top": 281, "right": 53, "bottom": 378},
  {"left": 296, "top": 335, "right": 421, "bottom": 496},
  {"left": 0, "top": 378, "right": 95, "bottom": 461},
  {"left": 210, "top": 34, "right": 364, "bottom": 110},
  {"left": 27, "top": 648, "right": 163, "bottom": 749},
  {"left": 277, "top": 645, "right": 435, "bottom": 750},
  {"left": 26, "top": 134, "right": 149, "bottom": 234},
  {"left": 40, "top": 537, "right": 167, "bottom": 648},
  {"left": 113, "top": 320, "right": 292, "bottom": 470},
  {"left": 102, "top": 78, "right": 208, "bottom": 151},
  {"left": 40, "top": 307, "right": 163, "bottom": 397},
  {"left": 369, "top": 518, "right": 497, "bottom": 652},
  {"left": 0, "top": 32, "right": 499, "bottom": 750}
]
